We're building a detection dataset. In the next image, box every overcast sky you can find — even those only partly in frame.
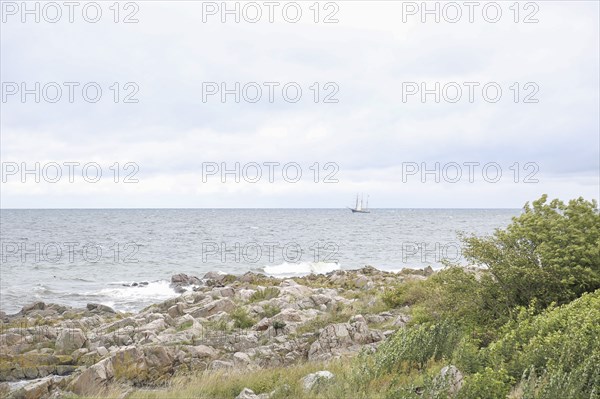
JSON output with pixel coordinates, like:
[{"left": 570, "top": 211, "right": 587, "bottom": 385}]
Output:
[{"left": 1, "top": 1, "right": 598, "bottom": 208}]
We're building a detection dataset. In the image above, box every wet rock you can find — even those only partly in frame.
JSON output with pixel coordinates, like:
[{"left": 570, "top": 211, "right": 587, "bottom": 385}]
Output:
[
  {"left": 86, "top": 303, "right": 116, "bottom": 314},
  {"left": 21, "top": 302, "right": 46, "bottom": 314},
  {"left": 171, "top": 274, "right": 202, "bottom": 293}
]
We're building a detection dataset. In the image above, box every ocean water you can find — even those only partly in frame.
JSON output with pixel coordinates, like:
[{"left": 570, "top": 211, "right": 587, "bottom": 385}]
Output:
[{"left": 0, "top": 209, "right": 519, "bottom": 314}]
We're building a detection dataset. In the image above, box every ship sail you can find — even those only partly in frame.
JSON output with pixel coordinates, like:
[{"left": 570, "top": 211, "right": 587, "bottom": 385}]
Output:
[{"left": 349, "top": 193, "right": 370, "bottom": 213}]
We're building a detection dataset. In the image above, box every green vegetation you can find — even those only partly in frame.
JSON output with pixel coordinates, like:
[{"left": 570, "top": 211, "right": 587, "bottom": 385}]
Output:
[
  {"left": 249, "top": 287, "right": 280, "bottom": 303},
  {"left": 262, "top": 304, "right": 281, "bottom": 318},
  {"left": 230, "top": 307, "right": 256, "bottom": 329}
]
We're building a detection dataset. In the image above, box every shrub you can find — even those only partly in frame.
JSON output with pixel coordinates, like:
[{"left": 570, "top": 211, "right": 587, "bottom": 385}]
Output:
[
  {"left": 462, "top": 195, "right": 600, "bottom": 311},
  {"left": 457, "top": 367, "right": 511, "bottom": 399},
  {"left": 484, "top": 290, "right": 600, "bottom": 383},
  {"left": 262, "top": 304, "right": 281, "bottom": 318},
  {"left": 374, "top": 321, "right": 463, "bottom": 372},
  {"left": 249, "top": 287, "right": 280, "bottom": 303},
  {"left": 230, "top": 307, "right": 256, "bottom": 329}
]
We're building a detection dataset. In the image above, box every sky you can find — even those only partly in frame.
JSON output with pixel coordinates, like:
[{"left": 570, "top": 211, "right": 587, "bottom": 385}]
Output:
[{"left": 1, "top": 0, "right": 599, "bottom": 208}]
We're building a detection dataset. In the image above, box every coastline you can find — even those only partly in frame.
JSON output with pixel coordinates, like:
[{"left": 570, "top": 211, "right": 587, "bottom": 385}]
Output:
[{"left": 0, "top": 266, "right": 433, "bottom": 398}]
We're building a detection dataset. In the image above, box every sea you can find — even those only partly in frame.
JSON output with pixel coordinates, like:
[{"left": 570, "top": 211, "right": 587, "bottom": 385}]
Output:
[{"left": 0, "top": 209, "right": 519, "bottom": 314}]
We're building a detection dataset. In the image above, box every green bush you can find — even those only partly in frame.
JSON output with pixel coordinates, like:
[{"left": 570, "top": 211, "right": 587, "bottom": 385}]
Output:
[
  {"left": 485, "top": 290, "right": 600, "bottom": 383},
  {"left": 457, "top": 367, "right": 511, "bottom": 399},
  {"left": 262, "top": 304, "right": 281, "bottom": 318},
  {"left": 230, "top": 307, "right": 256, "bottom": 329},
  {"left": 374, "top": 321, "right": 463, "bottom": 372},
  {"left": 462, "top": 195, "right": 600, "bottom": 312}
]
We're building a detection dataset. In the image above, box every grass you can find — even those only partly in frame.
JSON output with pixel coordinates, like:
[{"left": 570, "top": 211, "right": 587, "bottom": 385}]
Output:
[
  {"left": 249, "top": 287, "right": 280, "bottom": 303},
  {"left": 262, "top": 304, "right": 281, "bottom": 318},
  {"left": 230, "top": 307, "right": 256, "bottom": 329}
]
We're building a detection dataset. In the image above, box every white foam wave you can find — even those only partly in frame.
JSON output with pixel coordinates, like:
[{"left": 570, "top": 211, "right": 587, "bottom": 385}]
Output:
[
  {"left": 263, "top": 261, "right": 341, "bottom": 277},
  {"left": 87, "top": 280, "right": 178, "bottom": 310}
]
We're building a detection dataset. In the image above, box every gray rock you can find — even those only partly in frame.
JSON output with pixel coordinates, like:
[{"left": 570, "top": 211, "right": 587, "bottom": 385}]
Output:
[
  {"left": 167, "top": 303, "right": 184, "bottom": 318},
  {"left": 70, "top": 358, "right": 114, "bottom": 395},
  {"left": 302, "top": 370, "right": 334, "bottom": 391},
  {"left": 86, "top": 303, "right": 116, "bottom": 313},
  {"left": 436, "top": 365, "right": 464, "bottom": 395},
  {"left": 210, "top": 360, "right": 234, "bottom": 370},
  {"left": 189, "top": 298, "right": 235, "bottom": 318},
  {"left": 20, "top": 302, "right": 46, "bottom": 315},
  {"left": 233, "top": 351, "right": 252, "bottom": 367},
  {"left": 189, "top": 345, "right": 218, "bottom": 359},
  {"left": 235, "top": 387, "right": 270, "bottom": 399},
  {"left": 55, "top": 328, "right": 86, "bottom": 355}
]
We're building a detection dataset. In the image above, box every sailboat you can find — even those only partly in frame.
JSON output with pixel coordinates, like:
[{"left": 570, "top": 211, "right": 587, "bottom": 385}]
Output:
[{"left": 349, "top": 194, "right": 370, "bottom": 213}]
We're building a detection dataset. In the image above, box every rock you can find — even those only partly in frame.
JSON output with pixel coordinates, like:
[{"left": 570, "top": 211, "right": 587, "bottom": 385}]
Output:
[
  {"left": 86, "top": 303, "right": 116, "bottom": 313},
  {"left": 254, "top": 318, "right": 270, "bottom": 331},
  {"left": 233, "top": 351, "right": 252, "bottom": 367},
  {"left": 279, "top": 280, "right": 312, "bottom": 298},
  {"left": 308, "top": 320, "right": 382, "bottom": 361},
  {"left": 189, "top": 345, "right": 218, "bottom": 359},
  {"left": 171, "top": 274, "right": 201, "bottom": 293},
  {"left": 19, "top": 376, "right": 53, "bottom": 399},
  {"left": 235, "top": 387, "right": 270, "bottom": 399},
  {"left": 238, "top": 289, "right": 257, "bottom": 302},
  {"left": 392, "top": 315, "right": 410, "bottom": 328},
  {"left": 55, "top": 328, "right": 86, "bottom": 355},
  {"left": 167, "top": 303, "right": 184, "bottom": 318},
  {"left": 436, "top": 365, "right": 463, "bottom": 395},
  {"left": 302, "top": 370, "right": 334, "bottom": 391},
  {"left": 203, "top": 271, "right": 235, "bottom": 286},
  {"left": 353, "top": 275, "right": 371, "bottom": 288},
  {"left": 21, "top": 302, "right": 46, "bottom": 313},
  {"left": 96, "top": 346, "right": 109, "bottom": 357},
  {"left": 310, "top": 294, "right": 331, "bottom": 306},
  {"left": 171, "top": 273, "right": 201, "bottom": 286},
  {"left": 423, "top": 265, "right": 434, "bottom": 276},
  {"left": 210, "top": 360, "right": 234, "bottom": 370},
  {"left": 189, "top": 298, "right": 235, "bottom": 318},
  {"left": 70, "top": 358, "right": 114, "bottom": 395}
]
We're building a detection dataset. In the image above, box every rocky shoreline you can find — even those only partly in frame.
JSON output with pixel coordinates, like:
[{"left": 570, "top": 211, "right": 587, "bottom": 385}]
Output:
[{"left": 0, "top": 266, "right": 434, "bottom": 399}]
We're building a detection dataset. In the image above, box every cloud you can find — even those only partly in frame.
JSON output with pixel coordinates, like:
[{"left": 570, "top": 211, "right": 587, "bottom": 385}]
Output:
[{"left": 1, "top": 1, "right": 598, "bottom": 208}]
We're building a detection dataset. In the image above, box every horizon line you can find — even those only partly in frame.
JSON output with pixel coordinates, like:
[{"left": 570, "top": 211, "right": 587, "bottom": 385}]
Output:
[{"left": 0, "top": 207, "right": 523, "bottom": 210}]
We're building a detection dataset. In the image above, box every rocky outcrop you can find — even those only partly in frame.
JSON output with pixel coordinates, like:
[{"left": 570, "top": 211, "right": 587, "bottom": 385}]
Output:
[
  {"left": 308, "top": 316, "right": 385, "bottom": 361},
  {"left": 0, "top": 266, "right": 429, "bottom": 398}
]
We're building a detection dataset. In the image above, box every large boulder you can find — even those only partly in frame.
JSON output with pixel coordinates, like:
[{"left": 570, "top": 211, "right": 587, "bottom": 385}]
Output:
[
  {"left": 55, "top": 329, "right": 86, "bottom": 355},
  {"left": 70, "top": 357, "right": 114, "bottom": 395},
  {"left": 171, "top": 274, "right": 201, "bottom": 293}
]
